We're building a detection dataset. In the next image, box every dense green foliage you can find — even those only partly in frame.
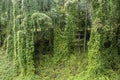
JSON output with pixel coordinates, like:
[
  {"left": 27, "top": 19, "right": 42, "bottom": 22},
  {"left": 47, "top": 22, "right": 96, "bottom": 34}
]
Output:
[{"left": 0, "top": 0, "right": 120, "bottom": 80}]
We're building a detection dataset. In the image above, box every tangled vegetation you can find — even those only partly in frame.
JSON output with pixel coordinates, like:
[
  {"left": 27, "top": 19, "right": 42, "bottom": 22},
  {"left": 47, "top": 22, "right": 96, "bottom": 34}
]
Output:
[{"left": 0, "top": 0, "right": 120, "bottom": 80}]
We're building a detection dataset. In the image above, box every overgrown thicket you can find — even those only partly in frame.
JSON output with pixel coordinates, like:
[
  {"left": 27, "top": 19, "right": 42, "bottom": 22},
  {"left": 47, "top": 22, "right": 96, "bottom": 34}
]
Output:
[
  {"left": 86, "top": 0, "right": 120, "bottom": 79},
  {"left": 0, "top": 0, "right": 120, "bottom": 80}
]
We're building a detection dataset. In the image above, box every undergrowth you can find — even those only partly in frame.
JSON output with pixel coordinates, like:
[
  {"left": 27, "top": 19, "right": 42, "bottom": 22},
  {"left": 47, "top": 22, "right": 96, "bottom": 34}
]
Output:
[{"left": 0, "top": 48, "right": 120, "bottom": 80}]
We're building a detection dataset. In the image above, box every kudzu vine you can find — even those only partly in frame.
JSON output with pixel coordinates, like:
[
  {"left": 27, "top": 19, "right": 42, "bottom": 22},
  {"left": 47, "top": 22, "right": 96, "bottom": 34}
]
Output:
[{"left": 87, "top": 0, "right": 119, "bottom": 79}]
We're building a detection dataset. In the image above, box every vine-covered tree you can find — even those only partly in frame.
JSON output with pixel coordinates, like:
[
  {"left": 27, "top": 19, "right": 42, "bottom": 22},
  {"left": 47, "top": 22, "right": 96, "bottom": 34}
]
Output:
[{"left": 87, "top": 0, "right": 120, "bottom": 79}]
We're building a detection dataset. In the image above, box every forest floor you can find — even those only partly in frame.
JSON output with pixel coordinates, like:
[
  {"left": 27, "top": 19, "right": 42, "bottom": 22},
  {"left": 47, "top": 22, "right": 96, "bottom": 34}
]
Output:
[
  {"left": 0, "top": 49, "right": 15, "bottom": 80},
  {"left": 37, "top": 52, "right": 120, "bottom": 80},
  {"left": 0, "top": 49, "right": 120, "bottom": 80},
  {"left": 37, "top": 52, "right": 88, "bottom": 80},
  {"left": 0, "top": 48, "right": 88, "bottom": 80}
]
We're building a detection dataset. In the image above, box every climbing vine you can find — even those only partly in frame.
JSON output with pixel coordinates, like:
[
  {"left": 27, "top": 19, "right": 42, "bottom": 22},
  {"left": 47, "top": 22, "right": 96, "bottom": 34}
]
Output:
[
  {"left": 0, "top": 0, "right": 120, "bottom": 80},
  {"left": 6, "top": 35, "right": 13, "bottom": 60},
  {"left": 17, "top": 31, "right": 26, "bottom": 76},
  {"left": 87, "top": 0, "right": 120, "bottom": 79}
]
